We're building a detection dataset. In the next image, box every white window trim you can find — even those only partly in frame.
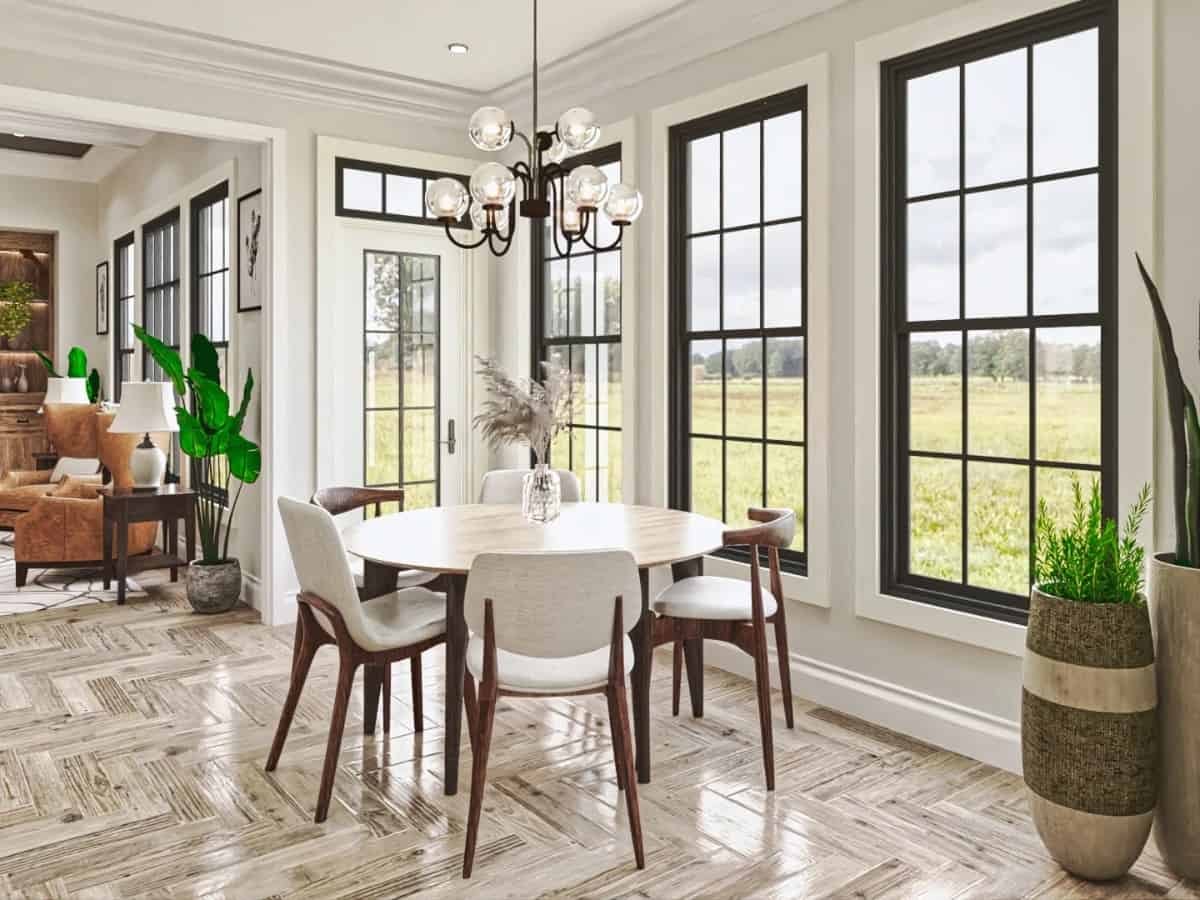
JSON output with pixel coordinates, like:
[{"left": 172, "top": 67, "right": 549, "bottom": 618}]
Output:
[
  {"left": 649, "top": 53, "right": 833, "bottom": 609},
  {"left": 851, "top": 0, "right": 1156, "bottom": 656}
]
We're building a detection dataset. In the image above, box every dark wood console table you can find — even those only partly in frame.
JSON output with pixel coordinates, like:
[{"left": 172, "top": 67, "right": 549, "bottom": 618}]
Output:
[{"left": 101, "top": 485, "right": 195, "bottom": 605}]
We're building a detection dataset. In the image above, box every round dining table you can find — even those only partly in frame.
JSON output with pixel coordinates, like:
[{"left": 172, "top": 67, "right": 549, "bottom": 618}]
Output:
[{"left": 342, "top": 502, "right": 725, "bottom": 795}]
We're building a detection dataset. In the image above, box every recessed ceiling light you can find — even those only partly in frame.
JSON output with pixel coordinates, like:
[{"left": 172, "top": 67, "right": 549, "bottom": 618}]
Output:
[
  {"left": 448, "top": 42, "right": 469, "bottom": 55},
  {"left": 12, "top": 133, "right": 25, "bottom": 138}
]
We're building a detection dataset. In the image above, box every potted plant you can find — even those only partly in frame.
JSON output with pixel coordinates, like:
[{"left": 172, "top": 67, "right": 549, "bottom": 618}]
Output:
[
  {"left": 134, "top": 324, "right": 260, "bottom": 613},
  {"left": 474, "top": 355, "right": 576, "bottom": 522},
  {"left": 0, "top": 280, "right": 34, "bottom": 350},
  {"left": 1023, "top": 479, "right": 1155, "bottom": 881},
  {"left": 36, "top": 347, "right": 102, "bottom": 403},
  {"left": 1137, "top": 254, "right": 1200, "bottom": 878}
]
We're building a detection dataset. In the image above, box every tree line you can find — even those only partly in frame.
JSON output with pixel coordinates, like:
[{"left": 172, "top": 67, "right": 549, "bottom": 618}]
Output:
[{"left": 909, "top": 332, "right": 1100, "bottom": 382}]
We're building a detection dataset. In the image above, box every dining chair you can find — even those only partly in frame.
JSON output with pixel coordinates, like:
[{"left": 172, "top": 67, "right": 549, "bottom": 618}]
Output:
[
  {"left": 477, "top": 468, "right": 582, "bottom": 504},
  {"left": 460, "top": 549, "right": 644, "bottom": 878},
  {"left": 652, "top": 507, "right": 796, "bottom": 790},
  {"left": 269, "top": 496, "right": 448, "bottom": 822}
]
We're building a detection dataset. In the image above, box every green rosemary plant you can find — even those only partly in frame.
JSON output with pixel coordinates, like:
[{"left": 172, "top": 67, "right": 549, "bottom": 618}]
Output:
[{"left": 1033, "top": 479, "right": 1151, "bottom": 605}]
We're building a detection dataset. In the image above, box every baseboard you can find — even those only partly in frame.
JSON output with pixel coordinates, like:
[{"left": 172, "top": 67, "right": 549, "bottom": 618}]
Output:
[
  {"left": 704, "top": 642, "right": 1021, "bottom": 774},
  {"left": 240, "top": 571, "right": 263, "bottom": 616}
]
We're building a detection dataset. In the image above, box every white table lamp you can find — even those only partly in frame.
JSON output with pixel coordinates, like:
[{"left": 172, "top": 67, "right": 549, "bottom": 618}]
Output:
[
  {"left": 43, "top": 376, "right": 90, "bottom": 407},
  {"left": 109, "top": 381, "right": 179, "bottom": 489}
]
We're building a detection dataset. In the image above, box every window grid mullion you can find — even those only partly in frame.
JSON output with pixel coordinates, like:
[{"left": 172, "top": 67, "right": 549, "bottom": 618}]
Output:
[{"left": 1026, "top": 43, "right": 1039, "bottom": 588}]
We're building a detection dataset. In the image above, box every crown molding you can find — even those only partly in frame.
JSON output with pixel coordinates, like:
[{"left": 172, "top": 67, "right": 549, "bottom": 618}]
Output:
[
  {"left": 0, "top": 108, "right": 154, "bottom": 148},
  {"left": 0, "top": 0, "right": 483, "bottom": 124},
  {"left": 490, "top": 0, "right": 848, "bottom": 113}
]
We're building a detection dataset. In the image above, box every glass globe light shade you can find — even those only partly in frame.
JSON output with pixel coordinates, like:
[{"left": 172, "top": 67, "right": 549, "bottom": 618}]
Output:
[
  {"left": 560, "top": 203, "right": 583, "bottom": 235},
  {"left": 546, "top": 137, "right": 569, "bottom": 165},
  {"left": 425, "top": 177, "right": 469, "bottom": 220},
  {"left": 564, "top": 164, "right": 609, "bottom": 211},
  {"left": 469, "top": 162, "right": 517, "bottom": 208},
  {"left": 471, "top": 202, "right": 509, "bottom": 233},
  {"left": 468, "top": 106, "right": 513, "bottom": 151},
  {"left": 602, "top": 183, "right": 643, "bottom": 225},
  {"left": 556, "top": 107, "right": 600, "bottom": 151}
]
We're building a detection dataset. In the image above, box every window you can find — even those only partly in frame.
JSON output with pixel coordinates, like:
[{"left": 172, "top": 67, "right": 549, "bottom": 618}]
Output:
[
  {"left": 533, "top": 144, "right": 624, "bottom": 501},
  {"left": 880, "top": 0, "right": 1116, "bottom": 622},
  {"left": 669, "top": 88, "right": 808, "bottom": 573},
  {"left": 363, "top": 251, "right": 441, "bottom": 514},
  {"left": 142, "top": 208, "right": 181, "bottom": 478},
  {"left": 113, "top": 233, "right": 134, "bottom": 401},
  {"left": 190, "top": 181, "right": 230, "bottom": 504},
  {"left": 336, "top": 157, "right": 471, "bottom": 229}
]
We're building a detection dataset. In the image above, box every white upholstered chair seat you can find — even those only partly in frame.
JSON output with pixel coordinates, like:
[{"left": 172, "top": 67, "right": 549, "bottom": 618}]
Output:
[
  {"left": 466, "top": 634, "right": 635, "bottom": 694},
  {"left": 347, "top": 555, "right": 438, "bottom": 591},
  {"left": 653, "top": 575, "right": 778, "bottom": 620},
  {"left": 310, "top": 587, "right": 446, "bottom": 652}
]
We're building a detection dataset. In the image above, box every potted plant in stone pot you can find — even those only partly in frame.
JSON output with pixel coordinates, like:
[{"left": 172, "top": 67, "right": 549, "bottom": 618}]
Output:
[
  {"left": 134, "top": 324, "right": 260, "bottom": 614},
  {"left": 1024, "top": 479, "right": 1155, "bottom": 881},
  {"left": 1138, "top": 253, "right": 1200, "bottom": 879}
]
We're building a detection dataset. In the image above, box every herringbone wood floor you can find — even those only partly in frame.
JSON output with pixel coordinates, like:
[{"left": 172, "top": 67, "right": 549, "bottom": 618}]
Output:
[{"left": 0, "top": 586, "right": 1194, "bottom": 899}]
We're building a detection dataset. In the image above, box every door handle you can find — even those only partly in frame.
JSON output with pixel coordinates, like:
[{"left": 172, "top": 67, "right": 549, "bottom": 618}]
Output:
[{"left": 440, "top": 418, "right": 456, "bottom": 455}]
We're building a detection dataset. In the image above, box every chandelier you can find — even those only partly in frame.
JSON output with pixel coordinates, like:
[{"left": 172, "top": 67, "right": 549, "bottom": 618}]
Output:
[{"left": 424, "top": 0, "right": 643, "bottom": 258}]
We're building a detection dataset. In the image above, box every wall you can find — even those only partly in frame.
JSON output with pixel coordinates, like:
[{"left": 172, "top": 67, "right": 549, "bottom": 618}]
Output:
[{"left": 0, "top": 174, "right": 98, "bottom": 371}]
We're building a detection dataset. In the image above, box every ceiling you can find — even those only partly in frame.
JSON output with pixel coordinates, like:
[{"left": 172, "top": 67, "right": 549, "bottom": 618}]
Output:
[
  {"left": 52, "top": 0, "right": 688, "bottom": 92},
  {"left": 0, "top": 110, "right": 154, "bottom": 181}
]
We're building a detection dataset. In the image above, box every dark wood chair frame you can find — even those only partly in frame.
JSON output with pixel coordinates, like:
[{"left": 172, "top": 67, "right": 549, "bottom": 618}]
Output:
[
  {"left": 460, "top": 597, "right": 644, "bottom": 879},
  {"left": 310, "top": 486, "right": 447, "bottom": 742},
  {"left": 655, "top": 507, "right": 796, "bottom": 790},
  {"left": 265, "top": 590, "right": 445, "bottom": 822}
]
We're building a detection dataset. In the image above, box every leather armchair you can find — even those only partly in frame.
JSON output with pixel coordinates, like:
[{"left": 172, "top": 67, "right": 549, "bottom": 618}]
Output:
[{"left": 0, "top": 404, "right": 101, "bottom": 530}]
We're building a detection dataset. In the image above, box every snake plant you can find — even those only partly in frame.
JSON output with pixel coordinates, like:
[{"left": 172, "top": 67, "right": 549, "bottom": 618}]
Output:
[{"left": 1139, "top": 252, "right": 1200, "bottom": 566}]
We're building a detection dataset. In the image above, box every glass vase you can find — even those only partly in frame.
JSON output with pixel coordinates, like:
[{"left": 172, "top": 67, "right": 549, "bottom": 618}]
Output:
[{"left": 522, "top": 463, "right": 561, "bottom": 523}]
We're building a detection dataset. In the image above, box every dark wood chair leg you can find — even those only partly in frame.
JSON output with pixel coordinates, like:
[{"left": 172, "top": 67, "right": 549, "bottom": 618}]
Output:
[
  {"left": 462, "top": 688, "right": 497, "bottom": 878},
  {"left": 750, "top": 623, "right": 776, "bottom": 791},
  {"left": 382, "top": 663, "right": 391, "bottom": 734},
  {"left": 463, "top": 672, "right": 478, "bottom": 752},
  {"left": 772, "top": 609, "right": 795, "bottom": 729},
  {"left": 671, "top": 640, "right": 682, "bottom": 716},
  {"left": 315, "top": 653, "right": 357, "bottom": 823},
  {"left": 363, "top": 665, "right": 383, "bottom": 736},
  {"left": 612, "top": 678, "right": 645, "bottom": 869},
  {"left": 411, "top": 653, "right": 424, "bottom": 732},
  {"left": 606, "top": 687, "right": 626, "bottom": 789},
  {"left": 266, "top": 607, "right": 321, "bottom": 771},
  {"left": 684, "top": 638, "right": 704, "bottom": 718},
  {"left": 15, "top": 563, "right": 26, "bottom": 588}
]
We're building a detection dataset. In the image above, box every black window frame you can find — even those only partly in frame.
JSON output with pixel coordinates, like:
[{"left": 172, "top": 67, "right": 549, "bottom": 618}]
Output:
[
  {"left": 879, "top": 0, "right": 1118, "bottom": 623},
  {"left": 189, "top": 180, "right": 231, "bottom": 506},
  {"left": 113, "top": 232, "right": 135, "bottom": 402},
  {"left": 335, "top": 157, "right": 472, "bottom": 230},
  {"left": 668, "top": 86, "right": 810, "bottom": 575},
  {"left": 530, "top": 142, "right": 625, "bottom": 501},
  {"left": 141, "top": 208, "right": 181, "bottom": 384}
]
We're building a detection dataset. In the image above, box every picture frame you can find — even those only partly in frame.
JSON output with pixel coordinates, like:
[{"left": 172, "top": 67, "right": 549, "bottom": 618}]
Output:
[
  {"left": 237, "top": 188, "right": 264, "bottom": 312},
  {"left": 95, "top": 261, "right": 109, "bottom": 335}
]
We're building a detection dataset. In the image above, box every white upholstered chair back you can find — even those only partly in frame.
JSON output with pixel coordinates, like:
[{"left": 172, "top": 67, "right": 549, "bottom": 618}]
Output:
[
  {"left": 277, "top": 496, "right": 372, "bottom": 647},
  {"left": 465, "top": 550, "right": 641, "bottom": 658},
  {"left": 477, "top": 468, "right": 582, "bottom": 504}
]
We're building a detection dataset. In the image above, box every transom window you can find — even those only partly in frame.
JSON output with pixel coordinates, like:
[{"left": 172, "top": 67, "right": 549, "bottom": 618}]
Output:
[
  {"left": 113, "top": 233, "right": 134, "bottom": 401},
  {"left": 534, "top": 144, "right": 623, "bottom": 501},
  {"left": 880, "top": 0, "right": 1116, "bottom": 622},
  {"left": 337, "top": 157, "right": 471, "bottom": 230},
  {"left": 669, "top": 87, "right": 808, "bottom": 573}
]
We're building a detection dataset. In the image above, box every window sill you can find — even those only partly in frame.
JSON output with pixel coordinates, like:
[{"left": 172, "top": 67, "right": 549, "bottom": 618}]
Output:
[
  {"left": 703, "top": 554, "right": 830, "bottom": 609},
  {"left": 856, "top": 591, "right": 1026, "bottom": 657}
]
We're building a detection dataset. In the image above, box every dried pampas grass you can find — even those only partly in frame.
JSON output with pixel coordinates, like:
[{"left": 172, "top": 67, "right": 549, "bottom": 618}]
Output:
[{"left": 473, "top": 355, "right": 577, "bottom": 464}]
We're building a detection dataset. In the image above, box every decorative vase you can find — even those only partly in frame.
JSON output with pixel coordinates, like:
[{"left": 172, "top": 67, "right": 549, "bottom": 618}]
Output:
[
  {"left": 0, "top": 369, "right": 12, "bottom": 393},
  {"left": 1022, "top": 586, "right": 1156, "bottom": 881},
  {"left": 522, "top": 463, "right": 561, "bottom": 523},
  {"left": 186, "top": 559, "right": 242, "bottom": 614},
  {"left": 1148, "top": 554, "right": 1200, "bottom": 879},
  {"left": 15, "top": 364, "right": 28, "bottom": 393}
]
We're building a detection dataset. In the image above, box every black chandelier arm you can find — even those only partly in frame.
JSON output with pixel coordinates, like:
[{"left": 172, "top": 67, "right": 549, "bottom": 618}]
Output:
[
  {"left": 574, "top": 208, "right": 625, "bottom": 253},
  {"left": 486, "top": 228, "right": 516, "bottom": 257},
  {"left": 547, "top": 179, "right": 582, "bottom": 257},
  {"left": 510, "top": 159, "right": 533, "bottom": 192},
  {"left": 440, "top": 220, "right": 490, "bottom": 250}
]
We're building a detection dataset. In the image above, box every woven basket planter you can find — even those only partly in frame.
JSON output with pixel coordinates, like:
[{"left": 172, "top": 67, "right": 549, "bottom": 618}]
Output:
[
  {"left": 1022, "top": 586, "right": 1156, "bottom": 881},
  {"left": 1149, "top": 554, "right": 1200, "bottom": 879}
]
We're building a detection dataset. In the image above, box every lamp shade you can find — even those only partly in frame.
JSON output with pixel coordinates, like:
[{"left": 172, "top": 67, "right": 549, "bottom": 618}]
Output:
[
  {"left": 43, "top": 377, "right": 89, "bottom": 405},
  {"left": 110, "top": 382, "right": 179, "bottom": 434}
]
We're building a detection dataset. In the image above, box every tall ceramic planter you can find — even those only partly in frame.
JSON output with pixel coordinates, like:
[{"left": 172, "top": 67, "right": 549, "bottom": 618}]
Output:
[
  {"left": 1149, "top": 554, "right": 1200, "bottom": 879},
  {"left": 1022, "top": 587, "right": 1156, "bottom": 881}
]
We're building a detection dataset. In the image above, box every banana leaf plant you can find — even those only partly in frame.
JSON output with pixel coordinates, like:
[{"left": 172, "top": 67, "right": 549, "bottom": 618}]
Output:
[
  {"left": 1138, "top": 252, "right": 1200, "bottom": 566},
  {"left": 134, "top": 324, "right": 261, "bottom": 563},
  {"left": 35, "top": 347, "right": 102, "bottom": 403}
]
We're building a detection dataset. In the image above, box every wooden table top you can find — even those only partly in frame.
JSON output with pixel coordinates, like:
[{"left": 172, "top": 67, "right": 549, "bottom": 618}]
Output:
[{"left": 342, "top": 503, "right": 726, "bottom": 574}]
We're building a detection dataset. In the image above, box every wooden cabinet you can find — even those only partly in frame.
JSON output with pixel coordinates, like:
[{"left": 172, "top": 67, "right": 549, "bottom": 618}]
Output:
[{"left": 0, "top": 394, "right": 49, "bottom": 475}]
